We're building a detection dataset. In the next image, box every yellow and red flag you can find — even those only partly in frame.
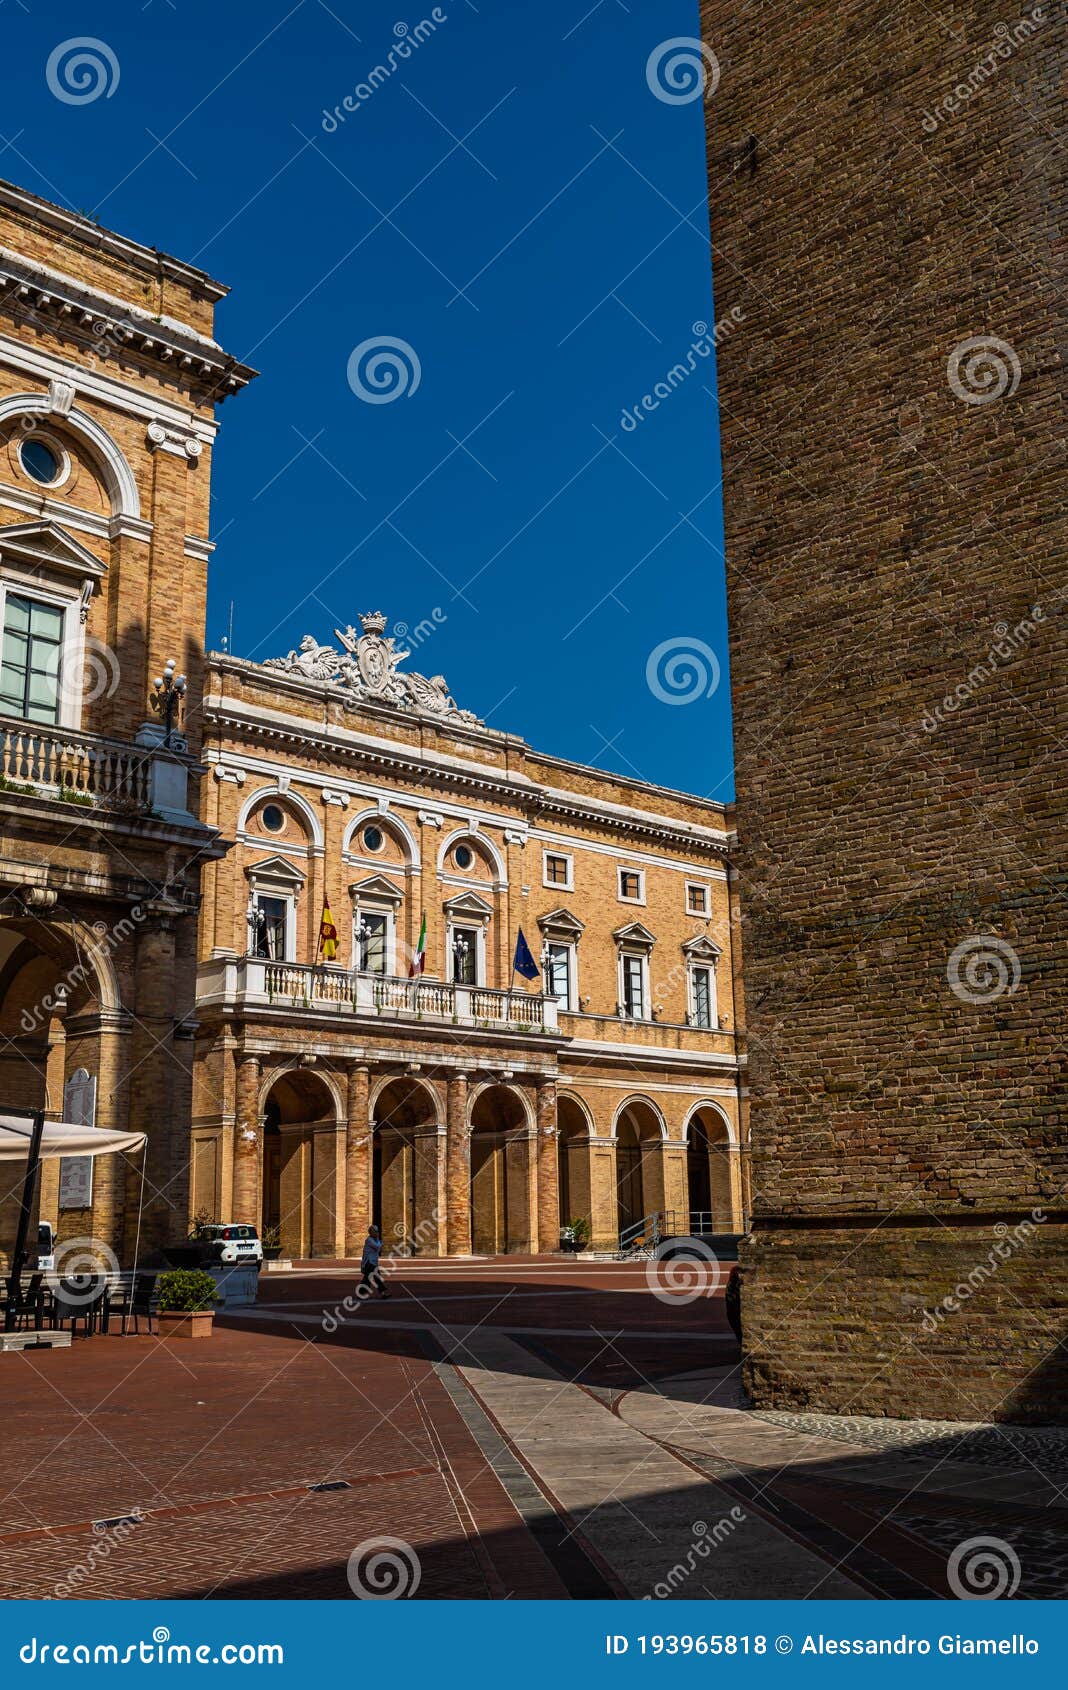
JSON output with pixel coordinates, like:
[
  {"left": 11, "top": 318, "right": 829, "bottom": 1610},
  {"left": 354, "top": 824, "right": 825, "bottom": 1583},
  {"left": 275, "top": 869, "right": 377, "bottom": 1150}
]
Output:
[{"left": 318, "top": 900, "right": 338, "bottom": 961}]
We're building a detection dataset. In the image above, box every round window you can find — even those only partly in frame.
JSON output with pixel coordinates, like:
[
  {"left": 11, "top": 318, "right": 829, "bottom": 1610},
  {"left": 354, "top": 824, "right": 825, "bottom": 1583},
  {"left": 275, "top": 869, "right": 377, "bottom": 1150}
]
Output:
[
  {"left": 454, "top": 844, "right": 474, "bottom": 871},
  {"left": 363, "top": 825, "right": 384, "bottom": 853},
  {"left": 261, "top": 803, "right": 285, "bottom": 833},
  {"left": 19, "top": 437, "right": 62, "bottom": 487}
]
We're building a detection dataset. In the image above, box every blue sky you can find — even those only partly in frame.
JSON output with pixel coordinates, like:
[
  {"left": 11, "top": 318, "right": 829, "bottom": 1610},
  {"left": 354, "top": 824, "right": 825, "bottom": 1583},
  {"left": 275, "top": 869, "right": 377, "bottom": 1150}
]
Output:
[{"left": 2, "top": 0, "right": 732, "bottom": 799}]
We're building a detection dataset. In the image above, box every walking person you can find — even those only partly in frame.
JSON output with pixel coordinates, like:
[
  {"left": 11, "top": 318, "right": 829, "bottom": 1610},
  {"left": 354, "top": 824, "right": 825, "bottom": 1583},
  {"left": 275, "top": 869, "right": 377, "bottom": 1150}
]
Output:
[{"left": 360, "top": 1223, "right": 390, "bottom": 1299}]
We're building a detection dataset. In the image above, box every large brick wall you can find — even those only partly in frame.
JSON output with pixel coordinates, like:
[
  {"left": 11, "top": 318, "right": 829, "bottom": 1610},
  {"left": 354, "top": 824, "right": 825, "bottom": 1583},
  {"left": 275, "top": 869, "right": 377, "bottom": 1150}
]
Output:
[{"left": 699, "top": 2, "right": 1067, "bottom": 1418}]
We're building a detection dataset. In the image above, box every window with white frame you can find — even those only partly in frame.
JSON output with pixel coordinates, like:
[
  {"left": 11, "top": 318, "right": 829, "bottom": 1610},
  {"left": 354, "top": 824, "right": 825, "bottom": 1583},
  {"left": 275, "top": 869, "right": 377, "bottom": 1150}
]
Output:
[
  {"left": 544, "top": 940, "right": 576, "bottom": 1009},
  {"left": 0, "top": 590, "right": 65, "bottom": 724},
  {"left": 619, "top": 951, "right": 648, "bottom": 1019},
  {"left": 451, "top": 924, "right": 480, "bottom": 985},
  {"left": 250, "top": 893, "right": 291, "bottom": 961},
  {"left": 617, "top": 866, "right": 645, "bottom": 904},
  {"left": 686, "top": 881, "right": 710, "bottom": 916},
  {"left": 542, "top": 850, "right": 573, "bottom": 890},
  {"left": 689, "top": 963, "right": 717, "bottom": 1028},
  {"left": 355, "top": 910, "right": 391, "bottom": 974}
]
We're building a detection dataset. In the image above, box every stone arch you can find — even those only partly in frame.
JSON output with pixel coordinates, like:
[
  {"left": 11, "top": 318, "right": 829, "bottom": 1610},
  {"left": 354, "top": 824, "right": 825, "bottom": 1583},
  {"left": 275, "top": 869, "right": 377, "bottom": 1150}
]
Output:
[
  {"left": 438, "top": 827, "right": 507, "bottom": 885},
  {"left": 557, "top": 1091, "right": 594, "bottom": 1232},
  {"left": 343, "top": 806, "right": 418, "bottom": 867},
  {"left": 238, "top": 783, "right": 323, "bottom": 850},
  {"left": 370, "top": 1075, "right": 442, "bottom": 1255},
  {"left": 469, "top": 1082, "right": 533, "bottom": 1254},
  {"left": 260, "top": 1065, "right": 341, "bottom": 1260},
  {"left": 614, "top": 1096, "right": 667, "bottom": 1236},
  {"left": 684, "top": 1102, "right": 739, "bottom": 1233},
  {"left": 0, "top": 394, "right": 141, "bottom": 518}
]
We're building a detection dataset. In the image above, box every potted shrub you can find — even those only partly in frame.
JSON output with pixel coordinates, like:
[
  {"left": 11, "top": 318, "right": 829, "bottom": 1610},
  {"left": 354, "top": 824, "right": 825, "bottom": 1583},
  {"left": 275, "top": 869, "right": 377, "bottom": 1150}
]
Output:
[
  {"left": 156, "top": 1269, "right": 219, "bottom": 1339},
  {"left": 261, "top": 1224, "right": 282, "bottom": 1262},
  {"left": 560, "top": 1217, "right": 591, "bottom": 1254}
]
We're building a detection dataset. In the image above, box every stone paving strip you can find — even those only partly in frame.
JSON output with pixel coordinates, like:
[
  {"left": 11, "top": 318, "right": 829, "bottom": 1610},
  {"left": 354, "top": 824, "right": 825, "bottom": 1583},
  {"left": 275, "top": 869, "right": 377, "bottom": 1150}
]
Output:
[{"left": 445, "top": 1328, "right": 869, "bottom": 1600}]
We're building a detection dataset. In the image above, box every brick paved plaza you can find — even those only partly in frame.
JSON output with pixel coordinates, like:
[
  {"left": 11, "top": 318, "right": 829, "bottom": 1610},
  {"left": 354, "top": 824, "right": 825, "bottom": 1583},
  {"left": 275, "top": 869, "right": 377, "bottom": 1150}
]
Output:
[{"left": 0, "top": 1261, "right": 1064, "bottom": 1600}]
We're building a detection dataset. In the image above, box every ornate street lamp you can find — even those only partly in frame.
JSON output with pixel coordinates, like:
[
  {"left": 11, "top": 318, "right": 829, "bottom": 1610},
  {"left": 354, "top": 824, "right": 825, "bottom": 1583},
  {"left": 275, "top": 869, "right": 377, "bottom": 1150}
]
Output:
[{"left": 150, "top": 659, "right": 187, "bottom": 748}]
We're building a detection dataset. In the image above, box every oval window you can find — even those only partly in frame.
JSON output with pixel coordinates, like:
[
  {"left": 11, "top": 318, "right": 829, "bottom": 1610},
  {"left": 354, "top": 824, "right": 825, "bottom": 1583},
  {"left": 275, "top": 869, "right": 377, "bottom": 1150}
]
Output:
[
  {"left": 363, "top": 825, "right": 384, "bottom": 853},
  {"left": 261, "top": 803, "right": 285, "bottom": 833},
  {"left": 19, "top": 437, "right": 62, "bottom": 487},
  {"left": 455, "top": 844, "right": 474, "bottom": 871}
]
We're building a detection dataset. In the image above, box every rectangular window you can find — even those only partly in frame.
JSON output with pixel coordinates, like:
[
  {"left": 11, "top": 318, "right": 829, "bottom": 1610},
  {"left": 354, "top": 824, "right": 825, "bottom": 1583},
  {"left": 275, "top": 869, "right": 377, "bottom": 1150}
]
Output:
[
  {"left": 545, "top": 942, "right": 572, "bottom": 1008},
  {"left": 687, "top": 883, "right": 710, "bottom": 915},
  {"left": 0, "top": 593, "right": 64, "bottom": 725},
  {"left": 618, "top": 867, "right": 644, "bottom": 903},
  {"left": 452, "top": 925, "right": 478, "bottom": 985},
  {"left": 621, "top": 954, "right": 645, "bottom": 1019},
  {"left": 357, "top": 912, "right": 389, "bottom": 975},
  {"left": 250, "top": 894, "right": 289, "bottom": 961},
  {"left": 543, "top": 852, "right": 572, "bottom": 888},
  {"left": 691, "top": 966, "right": 714, "bottom": 1028}
]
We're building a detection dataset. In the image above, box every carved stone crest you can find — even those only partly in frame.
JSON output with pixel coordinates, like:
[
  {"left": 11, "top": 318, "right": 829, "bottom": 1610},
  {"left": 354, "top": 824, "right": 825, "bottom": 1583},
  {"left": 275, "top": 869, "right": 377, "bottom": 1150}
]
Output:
[{"left": 264, "top": 611, "right": 482, "bottom": 725}]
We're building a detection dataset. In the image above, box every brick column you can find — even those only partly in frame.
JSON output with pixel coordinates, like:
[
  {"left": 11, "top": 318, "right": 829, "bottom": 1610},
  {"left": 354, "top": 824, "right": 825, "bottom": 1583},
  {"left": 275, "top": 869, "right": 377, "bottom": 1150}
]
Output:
[
  {"left": 535, "top": 1078, "right": 560, "bottom": 1254},
  {"left": 445, "top": 1071, "right": 471, "bottom": 1257},
  {"left": 345, "top": 1063, "right": 371, "bottom": 1255},
  {"left": 232, "top": 1054, "right": 262, "bottom": 1225}
]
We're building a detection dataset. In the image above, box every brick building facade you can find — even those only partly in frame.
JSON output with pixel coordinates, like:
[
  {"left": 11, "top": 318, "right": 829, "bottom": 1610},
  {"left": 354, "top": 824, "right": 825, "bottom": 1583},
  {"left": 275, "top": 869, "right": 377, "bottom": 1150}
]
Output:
[
  {"left": 700, "top": 5, "right": 1066, "bottom": 1418},
  {"left": 0, "top": 179, "right": 253, "bottom": 1260},
  {"left": 193, "top": 620, "right": 746, "bottom": 1258}
]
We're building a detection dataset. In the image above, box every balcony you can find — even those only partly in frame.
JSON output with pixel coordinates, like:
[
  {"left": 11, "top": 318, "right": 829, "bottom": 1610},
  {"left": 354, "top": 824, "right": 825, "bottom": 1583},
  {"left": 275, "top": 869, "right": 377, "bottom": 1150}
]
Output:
[
  {"left": 0, "top": 718, "right": 152, "bottom": 809},
  {"left": 197, "top": 955, "right": 561, "bottom": 1035}
]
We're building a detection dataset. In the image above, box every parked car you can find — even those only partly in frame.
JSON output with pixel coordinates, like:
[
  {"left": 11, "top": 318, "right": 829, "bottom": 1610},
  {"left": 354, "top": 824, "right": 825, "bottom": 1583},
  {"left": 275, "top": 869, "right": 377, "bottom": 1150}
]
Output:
[{"left": 198, "top": 1224, "right": 263, "bottom": 1265}]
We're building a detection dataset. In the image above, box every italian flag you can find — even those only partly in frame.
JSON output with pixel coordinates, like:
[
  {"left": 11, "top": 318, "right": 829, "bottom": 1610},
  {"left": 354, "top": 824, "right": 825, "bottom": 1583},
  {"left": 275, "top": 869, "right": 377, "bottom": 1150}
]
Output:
[{"left": 409, "top": 911, "right": 427, "bottom": 977}]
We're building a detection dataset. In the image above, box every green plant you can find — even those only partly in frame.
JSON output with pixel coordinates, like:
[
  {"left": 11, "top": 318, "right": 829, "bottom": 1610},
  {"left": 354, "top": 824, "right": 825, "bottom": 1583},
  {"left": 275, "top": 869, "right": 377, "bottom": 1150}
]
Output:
[
  {"left": 567, "top": 1216, "right": 590, "bottom": 1243},
  {"left": 56, "top": 788, "right": 94, "bottom": 807},
  {"left": 157, "top": 1269, "right": 218, "bottom": 1313},
  {"left": 187, "top": 1209, "right": 216, "bottom": 1240},
  {"left": 261, "top": 1224, "right": 281, "bottom": 1250}
]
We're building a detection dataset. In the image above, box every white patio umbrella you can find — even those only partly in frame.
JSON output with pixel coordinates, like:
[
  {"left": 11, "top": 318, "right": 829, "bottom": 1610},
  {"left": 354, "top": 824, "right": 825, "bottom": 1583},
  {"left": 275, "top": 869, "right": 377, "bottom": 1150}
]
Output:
[{"left": 2, "top": 1108, "right": 148, "bottom": 1310}]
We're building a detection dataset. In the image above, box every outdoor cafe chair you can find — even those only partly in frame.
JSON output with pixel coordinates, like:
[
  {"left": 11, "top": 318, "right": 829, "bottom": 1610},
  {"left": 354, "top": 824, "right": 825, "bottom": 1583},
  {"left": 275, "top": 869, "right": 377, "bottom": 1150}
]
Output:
[
  {"left": 1, "top": 1273, "right": 45, "bottom": 1332},
  {"left": 50, "top": 1275, "right": 108, "bottom": 1338},
  {"left": 110, "top": 1272, "right": 158, "bottom": 1336}
]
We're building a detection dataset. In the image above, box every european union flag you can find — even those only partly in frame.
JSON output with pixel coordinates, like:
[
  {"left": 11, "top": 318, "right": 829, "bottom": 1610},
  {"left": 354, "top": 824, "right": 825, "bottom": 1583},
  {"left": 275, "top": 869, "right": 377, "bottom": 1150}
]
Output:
[{"left": 512, "top": 927, "right": 540, "bottom": 981}]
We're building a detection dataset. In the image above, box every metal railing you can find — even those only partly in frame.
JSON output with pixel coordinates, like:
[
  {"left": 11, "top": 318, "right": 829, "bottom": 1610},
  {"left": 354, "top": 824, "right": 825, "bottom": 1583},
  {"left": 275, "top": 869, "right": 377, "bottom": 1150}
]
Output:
[{"left": 0, "top": 719, "right": 151, "bottom": 809}]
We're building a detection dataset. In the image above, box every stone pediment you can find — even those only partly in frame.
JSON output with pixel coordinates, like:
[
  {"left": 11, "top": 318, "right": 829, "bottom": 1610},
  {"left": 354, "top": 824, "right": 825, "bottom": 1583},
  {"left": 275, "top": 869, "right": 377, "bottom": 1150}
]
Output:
[
  {"left": 244, "top": 854, "right": 306, "bottom": 889},
  {"left": 613, "top": 920, "right": 656, "bottom": 949},
  {"left": 682, "top": 934, "right": 722, "bottom": 961},
  {"left": 349, "top": 874, "right": 404, "bottom": 906},
  {"left": 0, "top": 520, "right": 106, "bottom": 581},
  {"left": 443, "top": 890, "right": 493, "bottom": 920},
  {"left": 537, "top": 907, "right": 586, "bottom": 939},
  {"left": 264, "top": 609, "right": 482, "bottom": 727}
]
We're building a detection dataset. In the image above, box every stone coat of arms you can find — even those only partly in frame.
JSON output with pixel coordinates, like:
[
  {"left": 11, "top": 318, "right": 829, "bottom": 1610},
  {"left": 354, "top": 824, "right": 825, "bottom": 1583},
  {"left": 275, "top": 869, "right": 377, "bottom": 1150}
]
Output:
[{"left": 265, "top": 611, "right": 482, "bottom": 725}]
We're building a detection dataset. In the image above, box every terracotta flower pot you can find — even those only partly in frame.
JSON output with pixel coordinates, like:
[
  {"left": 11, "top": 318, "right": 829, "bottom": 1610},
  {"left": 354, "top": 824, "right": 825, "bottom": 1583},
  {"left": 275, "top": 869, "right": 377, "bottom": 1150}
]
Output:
[{"left": 158, "top": 1309, "right": 215, "bottom": 1339}]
